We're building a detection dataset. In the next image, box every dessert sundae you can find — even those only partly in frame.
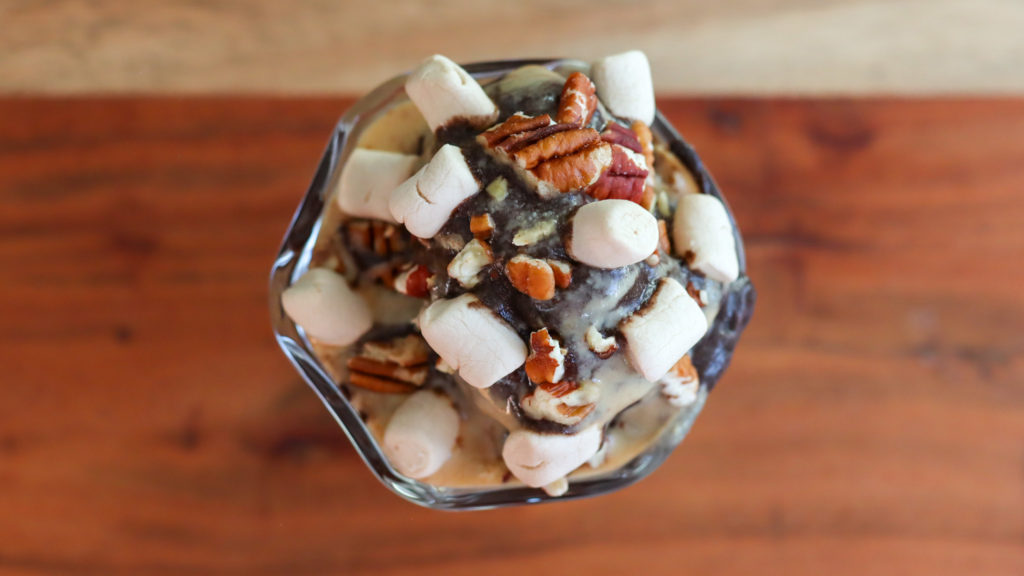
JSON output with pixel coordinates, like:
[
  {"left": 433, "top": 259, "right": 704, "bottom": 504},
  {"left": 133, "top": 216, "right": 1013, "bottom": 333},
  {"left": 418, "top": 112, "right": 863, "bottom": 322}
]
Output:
[{"left": 278, "top": 51, "right": 754, "bottom": 498}]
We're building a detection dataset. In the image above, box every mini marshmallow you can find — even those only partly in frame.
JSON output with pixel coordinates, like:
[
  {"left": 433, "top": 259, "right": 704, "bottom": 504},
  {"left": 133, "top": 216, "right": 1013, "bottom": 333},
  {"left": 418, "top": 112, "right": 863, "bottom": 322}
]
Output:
[
  {"left": 389, "top": 144, "right": 480, "bottom": 238},
  {"left": 591, "top": 51, "right": 656, "bottom": 125},
  {"left": 568, "top": 199, "right": 659, "bottom": 269},
  {"left": 405, "top": 54, "right": 499, "bottom": 132},
  {"left": 418, "top": 294, "right": 527, "bottom": 389},
  {"left": 383, "top": 390, "right": 460, "bottom": 479},
  {"left": 672, "top": 193, "right": 739, "bottom": 283},
  {"left": 620, "top": 278, "right": 708, "bottom": 381},
  {"left": 281, "top": 267, "right": 372, "bottom": 346},
  {"left": 502, "top": 426, "right": 602, "bottom": 488},
  {"left": 336, "top": 148, "right": 419, "bottom": 223}
]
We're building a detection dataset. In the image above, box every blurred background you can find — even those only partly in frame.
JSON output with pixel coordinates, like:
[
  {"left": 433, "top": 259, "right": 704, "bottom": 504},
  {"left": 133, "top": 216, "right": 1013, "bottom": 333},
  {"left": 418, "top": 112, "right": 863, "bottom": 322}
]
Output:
[{"left": 1, "top": 1, "right": 1022, "bottom": 575}]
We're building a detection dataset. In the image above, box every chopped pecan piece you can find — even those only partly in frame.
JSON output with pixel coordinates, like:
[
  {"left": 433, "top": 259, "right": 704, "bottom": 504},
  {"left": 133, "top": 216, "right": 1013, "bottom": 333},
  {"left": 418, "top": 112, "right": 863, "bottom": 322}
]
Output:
[
  {"left": 539, "top": 380, "right": 578, "bottom": 398},
  {"left": 470, "top": 213, "right": 495, "bottom": 239},
  {"left": 547, "top": 260, "right": 572, "bottom": 289},
  {"left": 448, "top": 239, "right": 493, "bottom": 289},
  {"left": 345, "top": 220, "right": 407, "bottom": 259},
  {"left": 557, "top": 72, "right": 598, "bottom": 128},
  {"left": 525, "top": 328, "right": 566, "bottom": 384},
  {"left": 659, "top": 354, "right": 700, "bottom": 407},
  {"left": 346, "top": 335, "right": 431, "bottom": 394},
  {"left": 657, "top": 219, "right": 671, "bottom": 254},
  {"left": 521, "top": 379, "right": 596, "bottom": 426},
  {"left": 557, "top": 403, "right": 595, "bottom": 421},
  {"left": 394, "top": 264, "right": 431, "bottom": 298},
  {"left": 361, "top": 334, "right": 431, "bottom": 367},
  {"left": 631, "top": 120, "right": 655, "bottom": 168},
  {"left": 584, "top": 325, "right": 618, "bottom": 359},
  {"left": 506, "top": 255, "right": 556, "bottom": 300}
]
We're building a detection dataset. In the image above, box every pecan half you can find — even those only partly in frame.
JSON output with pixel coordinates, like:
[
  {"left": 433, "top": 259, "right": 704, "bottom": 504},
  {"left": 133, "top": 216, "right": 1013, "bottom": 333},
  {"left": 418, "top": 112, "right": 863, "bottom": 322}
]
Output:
[
  {"left": 512, "top": 128, "right": 601, "bottom": 170},
  {"left": 525, "top": 328, "right": 565, "bottom": 384},
  {"left": 586, "top": 145, "right": 649, "bottom": 204},
  {"left": 533, "top": 141, "right": 612, "bottom": 194},
  {"left": 480, "top": 113, "right": 552, "bottom": 148},
  {"left": 600, "top": 122, "right": 642, "bottom": 153},
  {"left": 496, "top": 123, "right": 573, "bottom": 153},
  {"left": 506, "top": 255, "right": 556, "bottom": 300},
  {"left": 557, "top": 72, "right": 597, "bottom": 128}
]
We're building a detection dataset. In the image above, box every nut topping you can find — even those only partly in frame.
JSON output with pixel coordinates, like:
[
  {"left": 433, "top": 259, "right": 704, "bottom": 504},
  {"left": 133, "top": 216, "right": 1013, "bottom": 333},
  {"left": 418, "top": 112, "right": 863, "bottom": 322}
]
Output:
[
  {"left": 556, "top": 72, "right": 598, "bottom": 128},
  {"left": 512, "top": 219, "right": 556, "bottom": 246},
  {"left": 659, "top": 354, "right": 700, "bottom": 407},
  {"left": 631, "top": 120, "right": 655, "bottom": 168},
  {"left": 346, "top": 335, "right": 431, "bottom": 394},
  {"left": 361, "top": 334, "right": 431, "bottom": 367},
  {"left": 512, "top": 128, "right": 601, "bottom": 170},
  {"left": 525, "top": 328, "right": 566, "bottom": 384},
  {"left": 394, "top": 264, "right": 431, "bottom": 298},
  {"left": 586, "top": 145, "right": 649, "bottom": 204},
  {"left": 447, "top": 239, "right": 493, "bottom": 288},
  {"left": 480, "top": 113, "right": 553, "bottom": 147},
  {"left": 470, "top": 213, "right": 495, "bottom": 239},
  {"left": 584, "top": 325, "right": 618, "bottom": 359},
  {"left": 547, "top": 260, "right": 572, "bottom": 289},
  {"left": 506, "top": 255, "right": 556, "bottom": 300},
  {"left": 657, "top": 219, "right": 671, "bottom": 254},
  {"left": 600, "top": 122, "right": 642, "bottom": 153},
  {"left": 521, "top": 379, "right": 597, "bottom": 426},
  {"left": 532, "top": 140, "right": 612, "bottom": 196}
]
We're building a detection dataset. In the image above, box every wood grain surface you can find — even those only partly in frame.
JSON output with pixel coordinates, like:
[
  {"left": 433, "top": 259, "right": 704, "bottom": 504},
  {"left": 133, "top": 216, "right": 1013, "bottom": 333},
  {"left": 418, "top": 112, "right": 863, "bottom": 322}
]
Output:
[
  {"left": 3, "top": 0, "right": 1024, "bottom": 95},
  {"left": 1, "top": 96, "right": 1023, "bottom": 575}
]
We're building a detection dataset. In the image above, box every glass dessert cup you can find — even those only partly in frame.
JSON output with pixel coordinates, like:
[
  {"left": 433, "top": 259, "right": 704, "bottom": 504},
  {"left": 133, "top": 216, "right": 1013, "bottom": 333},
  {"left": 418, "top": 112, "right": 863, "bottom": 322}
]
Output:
[{"left": 269, "top": 59, "right": 754, "bottom": 510}]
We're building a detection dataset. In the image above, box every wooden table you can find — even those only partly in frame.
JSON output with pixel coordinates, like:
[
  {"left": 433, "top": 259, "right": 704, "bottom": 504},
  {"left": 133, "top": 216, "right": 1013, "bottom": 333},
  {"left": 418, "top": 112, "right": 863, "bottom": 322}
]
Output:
[{"left": 1, "top": 98, "right": 1022, "bottom": 575}]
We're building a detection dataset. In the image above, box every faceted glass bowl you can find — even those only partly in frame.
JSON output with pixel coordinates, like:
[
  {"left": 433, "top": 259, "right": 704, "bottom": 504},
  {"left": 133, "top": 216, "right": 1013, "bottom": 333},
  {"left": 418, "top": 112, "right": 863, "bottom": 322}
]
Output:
[{"left": 268, "top": 59, "right": 751, "bottom": 510}]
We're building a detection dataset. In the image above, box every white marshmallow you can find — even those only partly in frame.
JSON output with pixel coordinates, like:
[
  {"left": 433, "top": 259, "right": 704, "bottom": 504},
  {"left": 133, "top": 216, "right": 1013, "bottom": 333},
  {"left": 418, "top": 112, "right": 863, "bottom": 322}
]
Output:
[
  {"left": 405, "top": 54, "right": 499, "bottom": 131},
  {"left": 336, "top": 148, "right": 419, "bottom": 223},
  {"left": 672, "top": 193, "right": 739, "bottom": 283},
  {"left": 281, "top": 268, "right": 372, "bottom": 346},
  {"left": 502, "top": 426, "right": 602, "bottom": 488},
  {"left": 418, "top": 294, "right": 527, "bottom": 389},
  {"left": 591, "top": 50, "right": 656, "bottom": 125},
  {"left": 568, "top": 199, "right": 659, "bottom": 269},
  {"left": 383, "top": 390, "right": 460, "bottom": 479},
  {"left": 389, "top": 144, "right": 480, "bottom": 238},
  {"left": 620, "top": 278, "right": 708, "bottom": 381}
]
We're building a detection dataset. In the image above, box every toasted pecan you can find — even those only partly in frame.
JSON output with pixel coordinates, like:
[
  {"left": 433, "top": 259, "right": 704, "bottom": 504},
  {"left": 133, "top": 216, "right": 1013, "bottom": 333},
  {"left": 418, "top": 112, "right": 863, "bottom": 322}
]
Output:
[
  {"left": 506, "top": 255, "right": 556, "bottom": 300},
  {"left": 557, "top": 72, "right": 598, "bottom": 128}
]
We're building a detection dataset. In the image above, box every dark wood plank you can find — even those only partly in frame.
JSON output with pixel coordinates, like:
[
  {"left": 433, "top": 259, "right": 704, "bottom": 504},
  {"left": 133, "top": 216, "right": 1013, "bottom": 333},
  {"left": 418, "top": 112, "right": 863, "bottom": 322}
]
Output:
[{"left": 0, "top": 97, "right": 1022, "bottom": 576}]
